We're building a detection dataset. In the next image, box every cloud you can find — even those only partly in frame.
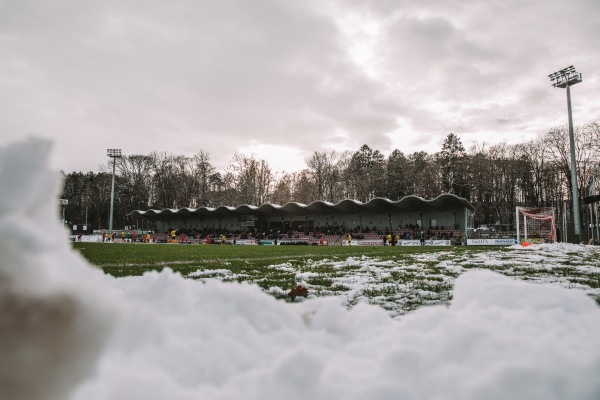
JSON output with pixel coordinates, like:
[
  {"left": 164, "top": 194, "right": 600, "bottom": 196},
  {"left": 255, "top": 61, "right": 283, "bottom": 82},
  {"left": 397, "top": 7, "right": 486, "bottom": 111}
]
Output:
[
  {"left": 373, "top": 0, "right": 600, "bottom": 150},
  {"left": 0, "top": 0, "right": 598, "bottom": 172}
]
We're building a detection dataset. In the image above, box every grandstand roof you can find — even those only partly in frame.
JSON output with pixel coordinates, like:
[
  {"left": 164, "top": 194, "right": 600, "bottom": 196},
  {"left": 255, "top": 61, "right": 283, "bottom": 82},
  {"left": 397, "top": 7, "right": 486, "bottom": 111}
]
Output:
[{"left": 128, "top": 194, "right": 474, "bottom": 220}]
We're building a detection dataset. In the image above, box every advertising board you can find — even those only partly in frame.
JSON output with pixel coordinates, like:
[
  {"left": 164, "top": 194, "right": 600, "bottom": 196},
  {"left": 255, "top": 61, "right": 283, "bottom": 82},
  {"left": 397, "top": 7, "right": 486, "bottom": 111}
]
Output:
[
  {"left": 467, "top": 238, "right": 516, "bottom": 246},
  {"left": 343, "top": 239, "right": 452, "bottom": 246}
]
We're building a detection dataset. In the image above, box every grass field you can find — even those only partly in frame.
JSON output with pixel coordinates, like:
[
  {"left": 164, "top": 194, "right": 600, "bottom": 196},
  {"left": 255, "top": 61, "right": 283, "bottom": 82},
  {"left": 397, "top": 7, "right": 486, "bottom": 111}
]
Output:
[{"left": 72, "top": 242, "right": 600, "bottom": 318}]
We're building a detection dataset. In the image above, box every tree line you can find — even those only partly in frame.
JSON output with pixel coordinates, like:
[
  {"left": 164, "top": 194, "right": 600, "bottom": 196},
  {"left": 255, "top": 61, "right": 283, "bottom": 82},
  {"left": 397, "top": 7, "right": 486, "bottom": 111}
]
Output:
[{"left": 60, "top": 121, "right": 600, "bottom": 234}]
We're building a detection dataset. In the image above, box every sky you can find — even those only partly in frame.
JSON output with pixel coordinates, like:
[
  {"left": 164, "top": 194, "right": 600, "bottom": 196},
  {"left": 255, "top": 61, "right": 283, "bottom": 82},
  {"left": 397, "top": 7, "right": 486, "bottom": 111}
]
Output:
[
  {"left": 1, "top": 0, "right": 599, "bottom": 174},
  {"left": 3, "top": 138, "right": 600, "bottom": 400}
]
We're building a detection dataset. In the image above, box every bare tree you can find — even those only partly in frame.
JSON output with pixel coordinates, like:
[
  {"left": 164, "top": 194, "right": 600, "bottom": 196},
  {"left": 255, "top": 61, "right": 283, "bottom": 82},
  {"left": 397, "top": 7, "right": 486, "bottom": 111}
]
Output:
[
  {"left": 149, "top": 152, "right": 178, "bottom": 209},
  {"left": 334, "top": 151, "right": 353, "bottom": 201},
  {"left": 191, "top": 150, "right": 216, "bottom": 207},
  {"left": 405, "top": 151, "right": 430, "bottom": 196},
  {"left": 119, "top": 154, "right": 153, "bottom": 211},
  {"left": 208, "top": 171, "right": 237, "bottom": 206},
  {"left": 292, "top": 170, "right": 318, "bottom": 205},
  {"left": 171, "top": 155, "right": 197, "bottom": 208},
  {"left": 227, "top": 153, "right": 274, "bottom": 205},
  {"left": 467, "top": 142, "right": 501, "bottom": 225},
  {"left": 544, "top": 124, "right": 597, "bottom": 208},
  {"left": 305, "top": 150, "right": 340, "bottom": 202},
  {"left": 271, "top": 172, "right": 295, "bottom": 205}
]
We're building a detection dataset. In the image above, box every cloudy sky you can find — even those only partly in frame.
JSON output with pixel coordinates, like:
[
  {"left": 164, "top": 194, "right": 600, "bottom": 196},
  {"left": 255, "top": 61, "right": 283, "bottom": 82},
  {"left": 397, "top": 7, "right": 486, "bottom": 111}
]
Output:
[{"left": 1, "top": 0, "right": 598, "bottom": 174}]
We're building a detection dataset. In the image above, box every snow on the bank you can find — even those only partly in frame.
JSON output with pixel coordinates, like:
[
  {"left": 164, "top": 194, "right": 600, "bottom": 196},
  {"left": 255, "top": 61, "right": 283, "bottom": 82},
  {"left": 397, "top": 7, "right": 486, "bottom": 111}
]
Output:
[
  {"left": 2, "top": 138, "right": 600, "bottom": 400},
  {"left": 0, "top": 139, "right": 115, "bottom": 400}
]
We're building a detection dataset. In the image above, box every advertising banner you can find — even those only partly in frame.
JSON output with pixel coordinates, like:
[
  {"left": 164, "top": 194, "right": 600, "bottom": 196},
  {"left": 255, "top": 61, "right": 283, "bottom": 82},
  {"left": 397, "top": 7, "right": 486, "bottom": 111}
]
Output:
[
  {"left": 430, "top": 240, "right": 452, "bottom": 246},
  {"left": 234, "top": 239, "right": 277, "bottom": 245},
  {"left": 342, "top": 240, "right": 381, "bottom": 246},
  {"left": 401, "top": 240, "right": 421, "bottom": 246},
  {"left": 467, "top": 238, "right": 516, "bottom": 246},
  {"left": 343, "top": 240, "right": 452, "bottom": 246},
  {"left": 401, "top": 240, "right": 451, "bottom": 246},
  {"left": 234, "top": 239, "right": 257, "bottom": 245}
]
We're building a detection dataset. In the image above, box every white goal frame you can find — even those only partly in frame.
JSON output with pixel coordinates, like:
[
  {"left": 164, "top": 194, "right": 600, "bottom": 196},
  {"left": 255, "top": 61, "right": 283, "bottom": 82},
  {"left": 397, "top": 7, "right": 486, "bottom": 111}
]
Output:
[{"left": 516, "top": 207, "right": 557, "bottom": 244}]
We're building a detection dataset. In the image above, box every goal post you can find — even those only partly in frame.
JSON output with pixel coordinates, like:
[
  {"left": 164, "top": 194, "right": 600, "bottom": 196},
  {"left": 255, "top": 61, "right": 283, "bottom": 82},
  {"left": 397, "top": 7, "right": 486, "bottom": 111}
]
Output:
[{"left": 516, "top": 207, "right": 557, "bottom": 244}]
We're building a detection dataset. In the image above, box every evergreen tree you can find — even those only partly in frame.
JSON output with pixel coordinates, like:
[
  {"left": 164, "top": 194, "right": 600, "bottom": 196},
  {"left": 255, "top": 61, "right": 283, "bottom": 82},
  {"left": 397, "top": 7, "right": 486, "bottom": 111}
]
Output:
[{"left": 439, "top": 133, "right": 468, "bottom": 197}]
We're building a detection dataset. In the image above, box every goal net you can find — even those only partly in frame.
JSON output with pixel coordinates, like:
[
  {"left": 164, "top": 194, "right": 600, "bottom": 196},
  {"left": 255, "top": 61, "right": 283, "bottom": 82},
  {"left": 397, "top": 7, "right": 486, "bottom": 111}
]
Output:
[{"left": 516, "top": 207, "right": 557, "bottom": 244}]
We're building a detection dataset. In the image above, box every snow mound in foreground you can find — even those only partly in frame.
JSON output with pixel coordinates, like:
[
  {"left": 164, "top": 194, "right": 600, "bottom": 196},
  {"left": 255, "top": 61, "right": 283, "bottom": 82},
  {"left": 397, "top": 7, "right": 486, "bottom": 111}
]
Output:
[{"left": 1, "top": 138, "right": 599, "bottom": 400}]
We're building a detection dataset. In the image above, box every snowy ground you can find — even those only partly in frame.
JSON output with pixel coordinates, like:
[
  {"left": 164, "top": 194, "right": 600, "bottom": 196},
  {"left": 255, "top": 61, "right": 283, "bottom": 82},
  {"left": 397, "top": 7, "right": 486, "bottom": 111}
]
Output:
[
  {"left": 3, "top": 139, "right": 600, "bottom": 400},
  {"left": 187, "top": 243, "right": 600, "bottom": 318}
]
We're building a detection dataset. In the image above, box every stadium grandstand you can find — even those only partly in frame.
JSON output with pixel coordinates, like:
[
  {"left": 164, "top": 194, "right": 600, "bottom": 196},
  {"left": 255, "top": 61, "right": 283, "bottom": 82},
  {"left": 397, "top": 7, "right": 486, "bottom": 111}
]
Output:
[{"left": 127, "top": 194, "right": 476, "bottom": 246}]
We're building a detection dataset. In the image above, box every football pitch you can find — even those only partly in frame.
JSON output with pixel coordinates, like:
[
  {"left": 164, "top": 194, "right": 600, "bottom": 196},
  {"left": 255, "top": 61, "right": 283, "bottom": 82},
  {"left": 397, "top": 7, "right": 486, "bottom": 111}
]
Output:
[{"left": 72, "top": 242, "right": 600, "bottom": 318}]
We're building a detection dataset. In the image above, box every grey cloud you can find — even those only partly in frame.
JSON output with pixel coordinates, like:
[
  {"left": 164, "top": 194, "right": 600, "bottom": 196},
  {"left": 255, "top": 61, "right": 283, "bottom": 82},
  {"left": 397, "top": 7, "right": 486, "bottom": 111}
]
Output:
[{"left": 0, "top": 0, "right": 598, "bottom": 173}]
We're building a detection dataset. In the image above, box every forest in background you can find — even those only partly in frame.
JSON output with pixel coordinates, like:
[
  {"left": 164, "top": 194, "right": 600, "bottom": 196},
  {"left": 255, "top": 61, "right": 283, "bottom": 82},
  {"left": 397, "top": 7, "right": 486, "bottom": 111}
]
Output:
[{"left": 60, "top": 121, "right": 600, "bottom": 232}]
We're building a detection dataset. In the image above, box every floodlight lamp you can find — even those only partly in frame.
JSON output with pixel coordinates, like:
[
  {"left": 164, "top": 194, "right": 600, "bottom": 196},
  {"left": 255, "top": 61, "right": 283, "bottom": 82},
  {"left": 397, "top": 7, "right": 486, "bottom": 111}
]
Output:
[
  {"left": 107, "top": 148, "right": 122, "bottom": 158},
  {"left": 559, "top": 66, "right": 575, "bottom": 76},
  {"left": 550, "top": 66, "right": 581, "bottom": 88}
]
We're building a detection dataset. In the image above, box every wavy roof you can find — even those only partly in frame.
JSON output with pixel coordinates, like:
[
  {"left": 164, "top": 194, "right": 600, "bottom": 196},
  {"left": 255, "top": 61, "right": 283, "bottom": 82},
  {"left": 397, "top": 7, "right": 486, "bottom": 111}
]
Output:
[{"left": 128, "top": 194, "right": 474, "bottom": 219}]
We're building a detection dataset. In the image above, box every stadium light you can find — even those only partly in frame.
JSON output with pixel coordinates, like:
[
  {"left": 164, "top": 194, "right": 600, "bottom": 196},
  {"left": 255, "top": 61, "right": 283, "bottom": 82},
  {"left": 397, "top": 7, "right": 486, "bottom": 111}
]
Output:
[
  {"left": 107, "top": 149, "right": 122, "bottom": 238},
  {"left": 549, "top": 66, "right": 582, "bottom": 239}
]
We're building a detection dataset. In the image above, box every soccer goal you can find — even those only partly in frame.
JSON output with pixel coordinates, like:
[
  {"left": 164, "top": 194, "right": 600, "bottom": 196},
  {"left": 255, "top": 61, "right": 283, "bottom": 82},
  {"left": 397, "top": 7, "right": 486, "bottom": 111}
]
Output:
[{"left": 516, "top": 207, "right": 557, "bottom": 244}]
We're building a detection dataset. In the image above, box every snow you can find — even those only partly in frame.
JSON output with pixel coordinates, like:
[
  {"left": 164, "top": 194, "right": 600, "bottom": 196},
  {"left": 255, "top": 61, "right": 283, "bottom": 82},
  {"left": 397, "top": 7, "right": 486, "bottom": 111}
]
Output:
[{"left": 2, "top": 138, "right": 600, "bottom": 400}]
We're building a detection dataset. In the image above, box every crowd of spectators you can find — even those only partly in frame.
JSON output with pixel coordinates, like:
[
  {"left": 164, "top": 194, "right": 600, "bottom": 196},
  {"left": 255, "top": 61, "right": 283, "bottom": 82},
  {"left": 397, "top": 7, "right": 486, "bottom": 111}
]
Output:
[{"left": 117, "top": 222, "right": 462, "bottom": 245}]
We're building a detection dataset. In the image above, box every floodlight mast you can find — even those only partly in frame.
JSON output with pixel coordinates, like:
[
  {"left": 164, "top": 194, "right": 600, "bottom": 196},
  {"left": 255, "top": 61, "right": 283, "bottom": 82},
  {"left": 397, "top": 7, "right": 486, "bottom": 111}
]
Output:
[
  {"left": 549, "top": 66, "right": 582, "bottom": 240},
  {"left": 107, "top": 149, "right": 122, "bottom": 239}
]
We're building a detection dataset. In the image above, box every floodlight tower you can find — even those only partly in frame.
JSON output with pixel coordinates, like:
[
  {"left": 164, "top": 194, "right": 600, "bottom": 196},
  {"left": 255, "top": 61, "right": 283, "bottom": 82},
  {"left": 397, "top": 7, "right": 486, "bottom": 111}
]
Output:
[
  {"left": 549, "top": 65, "right": 582, "bottom": 239},
  {"left": 107, "top": 148, "right": 122, "bottom": 238}
]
